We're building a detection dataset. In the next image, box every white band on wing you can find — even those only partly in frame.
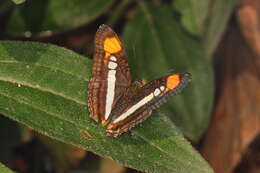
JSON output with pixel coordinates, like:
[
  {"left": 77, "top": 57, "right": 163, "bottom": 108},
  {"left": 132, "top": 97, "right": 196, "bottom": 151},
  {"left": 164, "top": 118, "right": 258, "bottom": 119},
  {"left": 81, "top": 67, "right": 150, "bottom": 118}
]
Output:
[
  {"left": 104, "top": 56, "right": 118, "bottom": 120},
  {"left": 113, "top": 93, "right": 154, "bottom": 123}
]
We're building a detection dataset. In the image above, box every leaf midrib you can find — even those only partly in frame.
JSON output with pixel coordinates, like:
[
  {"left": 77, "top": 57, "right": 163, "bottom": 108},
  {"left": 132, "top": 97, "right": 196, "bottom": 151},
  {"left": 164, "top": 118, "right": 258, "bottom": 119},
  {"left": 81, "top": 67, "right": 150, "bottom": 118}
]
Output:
[
  {"left": 0, "top": 59, "right": 89, "bottom": 81},
  {"left": 0, "top": 77, "right": 85, "bottom": 105}
]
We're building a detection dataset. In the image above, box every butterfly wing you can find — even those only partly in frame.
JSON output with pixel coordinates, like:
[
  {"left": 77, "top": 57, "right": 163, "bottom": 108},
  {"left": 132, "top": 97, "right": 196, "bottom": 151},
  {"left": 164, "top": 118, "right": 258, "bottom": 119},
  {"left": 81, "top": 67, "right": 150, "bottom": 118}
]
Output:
[
  {"left": 106, "top": 73, "right": 191, "bottom": 137},
  {"left": 88, "top": 25, "right": 132, "bottom": 123}
]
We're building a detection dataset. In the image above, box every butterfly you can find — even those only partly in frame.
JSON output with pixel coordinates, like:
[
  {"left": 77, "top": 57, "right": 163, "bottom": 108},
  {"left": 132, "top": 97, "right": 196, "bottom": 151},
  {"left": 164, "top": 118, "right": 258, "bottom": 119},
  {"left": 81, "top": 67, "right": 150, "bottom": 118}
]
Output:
[{"left": 87, "top": 24, "right": 191, "bottom": 137}]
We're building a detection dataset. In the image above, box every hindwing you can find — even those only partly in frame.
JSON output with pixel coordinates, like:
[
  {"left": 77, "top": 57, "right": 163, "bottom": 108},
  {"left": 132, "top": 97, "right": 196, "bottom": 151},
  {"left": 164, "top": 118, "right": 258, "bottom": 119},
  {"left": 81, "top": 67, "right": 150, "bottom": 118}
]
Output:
[{"left": 106, "top": 73, "right": 191, "bottom": 137}]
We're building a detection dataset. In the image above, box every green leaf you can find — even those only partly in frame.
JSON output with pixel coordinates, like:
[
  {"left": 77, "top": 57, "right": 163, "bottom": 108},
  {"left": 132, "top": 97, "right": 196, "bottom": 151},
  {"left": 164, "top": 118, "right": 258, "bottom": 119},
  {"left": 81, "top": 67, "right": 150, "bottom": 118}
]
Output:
[
  {"left": 0, "top": 163, "right": 14, "bottom": 173},
  {"left": 7, "top": 0, "right": 115, "bottom": 36},
  {"left": 203, "top": 0, "right": 238, "bottom": 55},
  {"left": 173, "top": 0, "right": 239, "bottom": 55},
  {"left": 0, "top": 0, "right": 13, "bottom": 15},
  {"left": 174, "top": 0, "right": 210, "bottom": 35},
  {"left": 123, "top": 1, "right": 213, "bottom": 141},
  {"left": 0, "top": 41, "right": 212, "bottom": 172},
  {"left": 11, "top": 0, "right": 26, "bottom": 4}
]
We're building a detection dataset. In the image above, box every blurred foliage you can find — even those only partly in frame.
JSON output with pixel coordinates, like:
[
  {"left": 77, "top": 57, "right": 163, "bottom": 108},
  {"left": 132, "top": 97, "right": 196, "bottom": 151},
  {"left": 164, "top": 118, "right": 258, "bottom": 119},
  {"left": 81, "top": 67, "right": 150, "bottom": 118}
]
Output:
[
  {"left": 0, "top": 116, "right": 21, "bottom": 167},
  {"left": 11, "top": 0, "right": 26, "bottom": 5},
  {"left": 174, "top": 0, "right": 210, "bottom": 36},
  {"left": 7, "top": 0, "right": 115, "bottom": 35},
  {"left": 0, "top": 163, "right": 14, "bottom": 173}
]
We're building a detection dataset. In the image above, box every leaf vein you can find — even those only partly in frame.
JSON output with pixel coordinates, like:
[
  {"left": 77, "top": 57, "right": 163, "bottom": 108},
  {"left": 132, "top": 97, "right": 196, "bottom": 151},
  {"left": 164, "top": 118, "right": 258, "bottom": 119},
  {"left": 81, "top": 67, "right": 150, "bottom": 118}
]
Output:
[{"left": 0, "top": 77, "right": 86, "bottom": 105}]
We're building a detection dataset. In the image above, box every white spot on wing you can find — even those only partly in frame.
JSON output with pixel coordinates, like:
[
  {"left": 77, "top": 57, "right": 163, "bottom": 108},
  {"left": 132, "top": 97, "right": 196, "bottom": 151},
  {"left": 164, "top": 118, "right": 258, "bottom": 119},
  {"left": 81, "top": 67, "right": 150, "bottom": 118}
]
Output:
[
  {"left": 113, "top": 93, "right": 154, "bottom": 123},
  {"left": 108, "top": 61, "right": 118, "bottom": 69},
  {"left": 160, "top": 86, "right": 165, "bottom": 91},
  {"left": 154, "top": 88, "right": 161, "bottom": 96},
  {"left": 105, "top": 70, "right": 116, "bottom": 120},
  {"left": 110, "top": 56, "right": 117, "bottom": 61}
]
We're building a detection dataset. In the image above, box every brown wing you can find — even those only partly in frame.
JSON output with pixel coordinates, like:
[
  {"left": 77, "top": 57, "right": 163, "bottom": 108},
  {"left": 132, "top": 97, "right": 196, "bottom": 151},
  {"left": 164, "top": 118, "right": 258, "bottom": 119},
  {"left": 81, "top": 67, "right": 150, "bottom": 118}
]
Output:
[
  {"left": 106, "top": 73, "right": 191, "bottom": 137},
  {"left": 88, "top": 25, "right": 132, "bottom": 123}
]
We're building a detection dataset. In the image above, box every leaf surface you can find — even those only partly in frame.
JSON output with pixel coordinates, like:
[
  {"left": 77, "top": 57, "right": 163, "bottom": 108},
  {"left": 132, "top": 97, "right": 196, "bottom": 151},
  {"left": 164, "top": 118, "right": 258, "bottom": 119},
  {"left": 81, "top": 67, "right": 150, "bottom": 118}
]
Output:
[
  {"left": 174, "top": 0, "right": 210, "bottom": 35},
  {"left": 203, "top": 0, "right": 238, "bottom": 55},
  {"left": 11, "top": 0, "right": 26, "bottom": 4},
  {"left": 0, "top": 40, "right": 212, "bottom": 173}
]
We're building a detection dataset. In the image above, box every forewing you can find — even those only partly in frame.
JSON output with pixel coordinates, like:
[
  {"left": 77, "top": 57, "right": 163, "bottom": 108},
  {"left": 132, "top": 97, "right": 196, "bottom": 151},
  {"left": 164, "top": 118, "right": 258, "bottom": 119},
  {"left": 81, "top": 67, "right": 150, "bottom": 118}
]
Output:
[
  {"left": 106, "top": 73, "right": 192, "bottom": 137},
  {"left": 88, "top": 25, "right": 132, "bottom": 122}
]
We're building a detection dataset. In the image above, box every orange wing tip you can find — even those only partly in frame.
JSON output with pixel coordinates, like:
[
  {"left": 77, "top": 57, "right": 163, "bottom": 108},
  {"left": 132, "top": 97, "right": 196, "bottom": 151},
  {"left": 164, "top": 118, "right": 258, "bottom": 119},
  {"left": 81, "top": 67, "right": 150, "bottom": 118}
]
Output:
[
  {"left": 104, "top": 37, "right": 122, "bottom": 53},
  {"left": 107, "top": 124, "right": 114, "bottom": 130},
  {"left": 166, "top": 74, "right": 181, "bottom": 90},
  {"left": 101, "top": 120, "right": 108, "bottom": 126}
]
